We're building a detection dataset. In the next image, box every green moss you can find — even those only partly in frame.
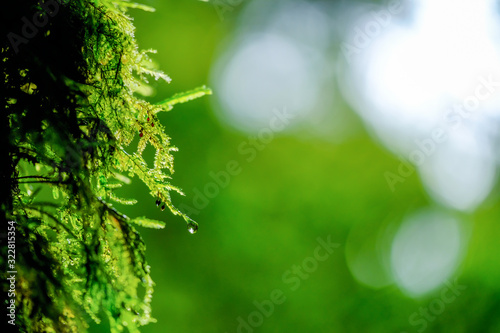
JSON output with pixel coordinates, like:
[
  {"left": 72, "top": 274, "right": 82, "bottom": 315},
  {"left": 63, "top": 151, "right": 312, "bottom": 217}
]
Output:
[{"left": 1, "top": 1, "right": 210, "bottom": 331}]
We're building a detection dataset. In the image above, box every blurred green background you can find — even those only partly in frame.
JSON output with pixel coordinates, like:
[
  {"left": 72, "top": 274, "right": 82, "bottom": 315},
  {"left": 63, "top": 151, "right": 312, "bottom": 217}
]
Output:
[{"left": 95, "top": 0, "right": 500, "bottom": 332}]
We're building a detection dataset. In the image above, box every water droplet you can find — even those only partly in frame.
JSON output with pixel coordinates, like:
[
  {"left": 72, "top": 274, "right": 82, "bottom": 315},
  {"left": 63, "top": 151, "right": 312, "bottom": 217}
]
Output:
[{"left": 187, "top": 221, "right": 198, "bottom": 234}]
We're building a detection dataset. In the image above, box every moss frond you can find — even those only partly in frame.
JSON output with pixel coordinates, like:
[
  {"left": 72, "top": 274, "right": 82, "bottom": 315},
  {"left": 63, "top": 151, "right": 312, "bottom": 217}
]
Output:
[{"left": 0, "top": 1, "right": 208, "bottom": 331}]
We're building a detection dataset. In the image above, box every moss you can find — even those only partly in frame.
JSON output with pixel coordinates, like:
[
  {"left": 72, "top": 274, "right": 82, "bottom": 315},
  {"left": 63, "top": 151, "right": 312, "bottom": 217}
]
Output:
[{"left": 1, "top": 1, "right": 210, "bottom": 331}]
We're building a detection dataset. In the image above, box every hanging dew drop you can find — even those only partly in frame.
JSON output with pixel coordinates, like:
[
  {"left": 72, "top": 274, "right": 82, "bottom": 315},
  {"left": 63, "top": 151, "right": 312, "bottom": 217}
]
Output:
[{"left": 187, "top": 220, "right": 198, "bottom": 234}]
